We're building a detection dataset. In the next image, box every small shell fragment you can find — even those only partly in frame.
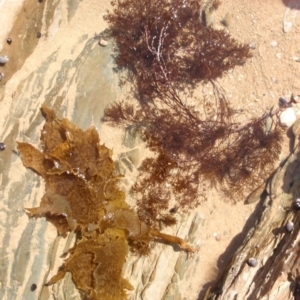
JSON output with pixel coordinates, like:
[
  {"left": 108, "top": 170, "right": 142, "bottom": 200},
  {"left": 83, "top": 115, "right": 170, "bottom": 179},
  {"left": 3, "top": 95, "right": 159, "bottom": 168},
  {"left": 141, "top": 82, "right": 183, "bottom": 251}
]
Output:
[
  {"left": 247, "top": 257, "right": 258, "bottom": 267},
  {"left": 283, "top": 20, "right": 293, "bottom": 33},
  {"left": 293, "top": 56, "right": 300, "bottom": 62},
  {"left": 286, "top": 221, "right": 294, "bottom": 232},
  {"left": 0, "top": 73, "right": 3, "bottom": 81},
  {"left": 99, "top": 39, "right": 108, "bottom": 47},
  {"left": 0, "top": 56, "right": 9, "bottom": 64},
  {"left": 270, "top": 40, "right": 278, "bottom": 47},
  {"left": 249, "top": 42, "right": 256, "bottom": 49}
]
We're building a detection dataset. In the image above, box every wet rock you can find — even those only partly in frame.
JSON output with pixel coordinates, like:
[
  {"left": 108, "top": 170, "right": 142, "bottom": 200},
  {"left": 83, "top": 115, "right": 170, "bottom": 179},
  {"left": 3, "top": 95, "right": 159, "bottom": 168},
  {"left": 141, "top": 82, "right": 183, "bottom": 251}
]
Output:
[
  {"left": 175, "top": 253, "right": 191, "bottom": 280},
  {"left": 123, "top": 126, "right": 144, "bottom": 148},
  {"left": 292, "top": 118, "right": 300, "bottom": 137},
  {"left": 201, "top": 0, "right": 219, "bottom": 27},
  {"left": 221, "top": 12, "right": 232, "bottom": 28},
  {"left": 282, "top": 1, "right": 299, "bottom": 34},
  {"left": 244, "top": 182, "right": 266, "bottom": 204},
  {"left": 119, "top": 148, "right": 140, "bottom": 169},
  {"left": 279, "top": 107, "right": 297, "bottom": 127},
  {"left": 0, "top": 0, "right": 48, "bottom": 86},
  {"left": 163, "top": 282, "right": 182, "bottom": 300}
]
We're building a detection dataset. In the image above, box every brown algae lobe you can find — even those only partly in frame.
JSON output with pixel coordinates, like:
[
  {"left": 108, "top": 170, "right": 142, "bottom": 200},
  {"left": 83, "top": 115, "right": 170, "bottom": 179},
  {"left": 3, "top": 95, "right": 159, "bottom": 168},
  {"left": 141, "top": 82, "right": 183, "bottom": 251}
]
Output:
[{"left": 17, "top": 105, "right": 194, "bottom": 300}]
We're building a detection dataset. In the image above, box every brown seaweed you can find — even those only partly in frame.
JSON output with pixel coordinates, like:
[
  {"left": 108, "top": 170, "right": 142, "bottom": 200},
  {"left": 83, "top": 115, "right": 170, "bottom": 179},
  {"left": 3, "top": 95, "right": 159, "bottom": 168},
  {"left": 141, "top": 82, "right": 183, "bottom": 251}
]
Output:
[{"left": 17, "top": 105, "right": 195, "bottom": 300}]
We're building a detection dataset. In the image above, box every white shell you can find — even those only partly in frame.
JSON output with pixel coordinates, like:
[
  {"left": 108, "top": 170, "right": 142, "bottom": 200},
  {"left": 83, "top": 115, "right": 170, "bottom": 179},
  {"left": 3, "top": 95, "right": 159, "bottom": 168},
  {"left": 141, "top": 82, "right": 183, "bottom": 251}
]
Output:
[
  {"left": 280, "top": 107, "right": 297, "bottom": 127},
  {"left": 99, "top": 39, "right": 108, "bottom": 47},
  {"left": 283, "top": 20, "right": 293, "bottom": 33},
  {"left": 0, "top": 56, "right": 9, "bottom": 64},
  {"left": 270, "top": 40, "right": 278, "bottom": 47}
]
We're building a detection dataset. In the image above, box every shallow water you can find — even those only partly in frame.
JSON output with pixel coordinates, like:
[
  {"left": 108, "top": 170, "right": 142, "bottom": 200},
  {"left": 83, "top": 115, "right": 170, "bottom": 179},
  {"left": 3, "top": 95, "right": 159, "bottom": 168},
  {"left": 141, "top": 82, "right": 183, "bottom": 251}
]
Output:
[{"left": 4, "top": 0, "right": 296, "bottom": 299}]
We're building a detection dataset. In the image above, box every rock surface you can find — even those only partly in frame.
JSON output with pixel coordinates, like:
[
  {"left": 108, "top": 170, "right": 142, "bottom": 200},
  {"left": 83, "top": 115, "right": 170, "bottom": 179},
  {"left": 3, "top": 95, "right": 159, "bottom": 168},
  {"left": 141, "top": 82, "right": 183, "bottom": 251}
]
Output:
[{"left": 204, "top": 120, "right": 300, "bottom": 299}]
